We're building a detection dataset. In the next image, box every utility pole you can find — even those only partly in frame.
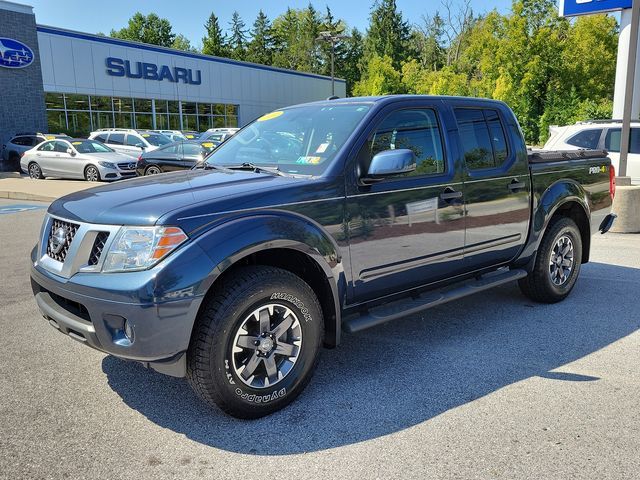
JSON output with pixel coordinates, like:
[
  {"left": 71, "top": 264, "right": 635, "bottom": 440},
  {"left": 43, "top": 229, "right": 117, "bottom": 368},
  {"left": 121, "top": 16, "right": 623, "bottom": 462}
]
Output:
[
  {"left": 316, "top": 31, "right": 349, "bottom": 97},
  {"left": 619, "top": 0, "right": 640, "bottom": 179}
]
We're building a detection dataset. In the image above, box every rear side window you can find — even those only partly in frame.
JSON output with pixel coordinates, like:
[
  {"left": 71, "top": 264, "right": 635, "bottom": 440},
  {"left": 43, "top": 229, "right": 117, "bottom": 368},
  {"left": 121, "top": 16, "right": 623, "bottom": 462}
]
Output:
[
  {"left": 108, "top": 133, "right": 125, "bottom": 145},
  {"left": 11, "top": 136, "right": 33, "bottom": 146},
  {"left": 455, "top": 108, "right": 509, "bottom": 170},
  {"left": 360, "top": 108, "right": 446, "bottom": 177},
  {"left": 605, "top": 128, "right": 640, "bottom": 153},
  {"left": 566, "top": 129, "right": 602, "bottom": 149}
]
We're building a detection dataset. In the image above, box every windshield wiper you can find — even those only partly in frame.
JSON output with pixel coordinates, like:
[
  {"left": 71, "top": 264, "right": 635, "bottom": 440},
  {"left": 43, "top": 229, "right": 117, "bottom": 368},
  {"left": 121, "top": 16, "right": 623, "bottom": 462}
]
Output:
[{"left": 223, "top": 162, "right": 291, "bottom": 177}]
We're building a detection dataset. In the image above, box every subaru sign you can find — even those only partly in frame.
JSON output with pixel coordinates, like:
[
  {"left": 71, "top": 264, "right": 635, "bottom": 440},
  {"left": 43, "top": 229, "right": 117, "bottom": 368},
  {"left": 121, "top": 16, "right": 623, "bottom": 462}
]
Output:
[
  {"left": 560, "top": 0, "right": 633, "bottom": 17},
  {"left": 0, "top": 37, "right": 34, "bottom": 68},
  {"left": 106, "top": 57, "right": 202, "bottom": 85}
]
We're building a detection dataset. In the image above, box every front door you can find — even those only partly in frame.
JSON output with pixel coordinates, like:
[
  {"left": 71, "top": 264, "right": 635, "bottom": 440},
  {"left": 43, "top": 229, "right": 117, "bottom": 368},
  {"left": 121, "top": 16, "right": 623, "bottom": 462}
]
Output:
[
  {"left": 453, "top": 107, "right": 531, "bottom": 268},
  {"left": 346, "top": 104, "right": 466, "bottom": 304}
]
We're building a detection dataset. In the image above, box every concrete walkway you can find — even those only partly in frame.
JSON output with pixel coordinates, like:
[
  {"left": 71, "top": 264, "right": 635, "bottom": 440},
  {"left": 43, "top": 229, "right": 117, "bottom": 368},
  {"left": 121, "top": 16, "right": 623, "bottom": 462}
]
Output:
[{"left": 0, "top": 173, "right": 94, "bottom": 202}]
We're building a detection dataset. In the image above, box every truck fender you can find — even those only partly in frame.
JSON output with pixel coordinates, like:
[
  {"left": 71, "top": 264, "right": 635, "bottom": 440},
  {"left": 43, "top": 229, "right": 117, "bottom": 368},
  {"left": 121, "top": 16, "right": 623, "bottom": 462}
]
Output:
[{"left": 191, "top": 211, "right": 345, "bottom": 346}]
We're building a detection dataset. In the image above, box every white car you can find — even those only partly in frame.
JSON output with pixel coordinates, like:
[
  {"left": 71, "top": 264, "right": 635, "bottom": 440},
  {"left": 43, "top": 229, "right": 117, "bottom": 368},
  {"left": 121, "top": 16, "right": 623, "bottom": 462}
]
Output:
[
  {"left": 20, "top": 138, "right": 138, "bottom": 182},
  {"left": 544, "top": 120, "right": 640, "bottom": 184},
  {"left": 89, "top": 129, "right": 172, "bottom": 158}
]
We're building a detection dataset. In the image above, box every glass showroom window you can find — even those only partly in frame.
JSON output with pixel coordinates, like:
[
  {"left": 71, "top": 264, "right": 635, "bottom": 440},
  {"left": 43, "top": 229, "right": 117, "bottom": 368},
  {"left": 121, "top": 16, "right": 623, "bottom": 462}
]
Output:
[
  {"left": 182, "top": 102, "right": 198, "bottom": 131},
  {"left": 47, "top": 110, "right": 67, "bottom": 133}
]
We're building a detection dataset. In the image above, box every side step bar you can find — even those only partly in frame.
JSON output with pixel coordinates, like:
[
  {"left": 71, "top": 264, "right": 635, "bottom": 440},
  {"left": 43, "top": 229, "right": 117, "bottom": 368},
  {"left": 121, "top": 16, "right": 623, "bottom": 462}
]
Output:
[{"left": 343, "top": 268, "right": 528, "bottom": 333}]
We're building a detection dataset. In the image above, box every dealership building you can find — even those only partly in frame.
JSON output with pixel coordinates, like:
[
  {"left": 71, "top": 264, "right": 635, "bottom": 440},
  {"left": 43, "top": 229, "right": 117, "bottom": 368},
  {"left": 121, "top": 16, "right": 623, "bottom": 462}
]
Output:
[{"left": 0, "top": 0, "right": 346, "bottom": 154}]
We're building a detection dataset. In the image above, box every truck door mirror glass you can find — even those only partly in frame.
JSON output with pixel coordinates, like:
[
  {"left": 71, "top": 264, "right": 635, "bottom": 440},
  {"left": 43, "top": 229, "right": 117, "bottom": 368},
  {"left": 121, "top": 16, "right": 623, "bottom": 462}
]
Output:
[{"left": 365, "top": 149, "right": 416, "bottom": 180}]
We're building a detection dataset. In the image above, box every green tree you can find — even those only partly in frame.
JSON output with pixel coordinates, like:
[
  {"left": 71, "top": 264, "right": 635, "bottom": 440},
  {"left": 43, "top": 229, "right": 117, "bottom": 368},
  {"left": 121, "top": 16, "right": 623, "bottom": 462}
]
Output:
[
  {"left": 110, "top": 12, "right": 175, "bottom": 47},
  {"left": 353, "top": 54, "right": 403, "bottom": 96},
  {"left": 272, "top": 6, "right": 322, "bottom": 73},
  {"left": 171, "top": 34, "right": 197, "bottom": 52},
  {"left": 364, "top": 0, "right": 411, "bottom": 69},
  {"left": 202, "top": 12, "right": 229, "bottom": 57},
  {"left": 246, "top": 10, "right": 274, "bottom": 65},
  {"left": 228, "top": 11, "right": 248, "bottom": 60},
  {"left": 340, "top": 28, "right": 365, "bottom": 95}
]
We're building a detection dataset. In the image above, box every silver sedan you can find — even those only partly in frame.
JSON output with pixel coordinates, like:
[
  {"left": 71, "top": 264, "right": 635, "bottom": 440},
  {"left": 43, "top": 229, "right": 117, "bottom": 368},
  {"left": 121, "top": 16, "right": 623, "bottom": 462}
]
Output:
[{"left": 20, "top": 138, "right": 138, "bottom": 182}]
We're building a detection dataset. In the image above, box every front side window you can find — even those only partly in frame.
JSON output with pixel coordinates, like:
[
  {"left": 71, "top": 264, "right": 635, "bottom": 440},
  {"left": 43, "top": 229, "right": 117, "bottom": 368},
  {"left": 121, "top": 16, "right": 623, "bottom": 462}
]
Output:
[
  {"left": 455, "top": 108, "right": 509, "bottom": 170},
  {"left": 566, "top": 129, "right": 602, "bottom": 149},
  {"left": 360, "top": 108, "right": 446, "bottom": 177},
  {"left": 206, "top": 104, "right": 371, "bottom": 176},
  {"left": 183, "top": 143, "right": 204, "bottom": 156},
  {"left": 53, "top": 141, "right": 69, "bottom": 153},
  {"left": 71, "top": 140, "right": 114, "bottom": 153},
  {"left": 125, "top": 134, "right": 143, "bottom": 147},
  {"left": 604, "top": 128, "right": 640, "bottom": 153}
]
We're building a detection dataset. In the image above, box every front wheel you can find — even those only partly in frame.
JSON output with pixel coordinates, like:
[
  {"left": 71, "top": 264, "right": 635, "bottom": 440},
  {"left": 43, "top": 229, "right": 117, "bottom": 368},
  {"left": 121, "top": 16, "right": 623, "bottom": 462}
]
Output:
[
  {"left": 187, "top": 266, "right": 324, "bottom": 418},
  {"left": 518, "top": 217, "right": 582, "bottom": 303},
  {"left": 84, "top": 165, "right": 101, "bottom": 182}
]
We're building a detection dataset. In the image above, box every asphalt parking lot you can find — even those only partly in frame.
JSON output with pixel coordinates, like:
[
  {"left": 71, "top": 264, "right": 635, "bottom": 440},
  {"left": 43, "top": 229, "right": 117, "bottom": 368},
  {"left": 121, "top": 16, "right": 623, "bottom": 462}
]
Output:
[{"left": 1, "top": 198, "right": 639, "bottom": 480}]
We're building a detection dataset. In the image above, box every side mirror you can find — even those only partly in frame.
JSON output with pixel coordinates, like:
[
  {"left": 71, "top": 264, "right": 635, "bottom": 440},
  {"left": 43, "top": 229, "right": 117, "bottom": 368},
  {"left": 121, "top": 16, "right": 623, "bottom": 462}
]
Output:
[
  {"left": 362, "top": 149, "right": 416, "bottom": 184},
  {"left": 136, "top": 143, "right": 145, "bottom": 149},
  {"left": 66, "top": 148, "right": 75, "bottom": 156}
]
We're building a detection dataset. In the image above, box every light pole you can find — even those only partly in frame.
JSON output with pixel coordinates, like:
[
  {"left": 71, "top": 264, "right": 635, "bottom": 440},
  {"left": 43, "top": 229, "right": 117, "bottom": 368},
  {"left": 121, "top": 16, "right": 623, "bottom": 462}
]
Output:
[{"left": 316, "top": 31, "right": 349, "bottom": 97}]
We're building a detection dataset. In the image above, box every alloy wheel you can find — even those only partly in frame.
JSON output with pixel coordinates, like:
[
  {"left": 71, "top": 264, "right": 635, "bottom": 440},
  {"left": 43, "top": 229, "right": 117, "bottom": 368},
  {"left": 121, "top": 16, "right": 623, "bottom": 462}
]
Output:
[{"left": 549, "top": 235, "right": 574, "bottom": 286}]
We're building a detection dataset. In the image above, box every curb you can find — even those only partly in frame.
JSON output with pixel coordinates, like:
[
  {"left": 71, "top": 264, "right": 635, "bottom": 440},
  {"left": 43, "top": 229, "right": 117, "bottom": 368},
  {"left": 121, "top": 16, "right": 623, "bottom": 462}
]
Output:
[{"left": 0, "top": 191, "right": 55, "bottom": 202}]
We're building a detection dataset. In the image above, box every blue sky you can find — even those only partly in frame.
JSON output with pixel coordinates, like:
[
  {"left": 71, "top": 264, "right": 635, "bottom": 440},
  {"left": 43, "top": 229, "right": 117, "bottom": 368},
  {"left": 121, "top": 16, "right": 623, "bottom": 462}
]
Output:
[{"left": 27, "top": 0, "right": 514, "bottom": 48}]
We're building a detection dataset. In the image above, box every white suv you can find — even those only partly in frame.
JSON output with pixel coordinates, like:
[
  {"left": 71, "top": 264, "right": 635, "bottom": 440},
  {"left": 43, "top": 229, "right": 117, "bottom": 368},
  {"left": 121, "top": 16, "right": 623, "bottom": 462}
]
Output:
[
  {"left": 544, "top": 120, "right": 640, "bottom": 184},
  {"left": 89, "top": 129, "right": 172, "bottom": 158}
]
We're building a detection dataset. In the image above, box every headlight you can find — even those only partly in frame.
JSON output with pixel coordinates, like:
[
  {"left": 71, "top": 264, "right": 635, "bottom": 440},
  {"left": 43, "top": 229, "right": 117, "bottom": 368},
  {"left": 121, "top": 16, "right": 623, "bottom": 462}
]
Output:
[
  {"left": 102, "top": 226, "right": 188, "bottom": 272},
  {"left": 98, "top": 161, "right": 116, "bottom": 169}
]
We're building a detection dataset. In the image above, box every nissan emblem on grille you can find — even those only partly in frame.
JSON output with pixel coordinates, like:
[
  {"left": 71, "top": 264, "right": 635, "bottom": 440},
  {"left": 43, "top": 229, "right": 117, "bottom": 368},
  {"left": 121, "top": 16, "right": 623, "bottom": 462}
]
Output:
[{"left": 49, "top": 226, "right": 68, "bottom": 254}]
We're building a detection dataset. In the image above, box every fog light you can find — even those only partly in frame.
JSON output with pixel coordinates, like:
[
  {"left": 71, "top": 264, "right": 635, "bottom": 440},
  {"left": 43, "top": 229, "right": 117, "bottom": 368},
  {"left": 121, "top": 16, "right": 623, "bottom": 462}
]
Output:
[{"left": 124, "top": 320, "right": 135, "bottom": 343}]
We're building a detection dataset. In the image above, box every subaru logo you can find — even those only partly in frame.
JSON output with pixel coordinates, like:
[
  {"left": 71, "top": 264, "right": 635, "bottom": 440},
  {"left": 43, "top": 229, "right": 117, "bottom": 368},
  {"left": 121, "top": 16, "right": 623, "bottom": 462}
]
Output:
[
  {"left": 49, "top": 226, "right": 68, "bottom": 255},
  {"left": 0, "top": 37, "right": 34, "bottom": 69}
]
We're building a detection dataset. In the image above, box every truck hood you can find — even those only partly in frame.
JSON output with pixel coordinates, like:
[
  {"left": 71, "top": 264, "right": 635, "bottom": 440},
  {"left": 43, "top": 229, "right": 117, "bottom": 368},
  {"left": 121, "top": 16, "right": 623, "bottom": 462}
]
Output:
[{"left": 48, "top": 169, "right": 307, "bottom": 227}]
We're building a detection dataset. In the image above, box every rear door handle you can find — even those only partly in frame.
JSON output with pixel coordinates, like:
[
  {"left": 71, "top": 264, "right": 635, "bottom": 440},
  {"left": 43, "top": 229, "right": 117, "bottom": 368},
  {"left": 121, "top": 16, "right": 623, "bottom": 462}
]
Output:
[
  {"left": 508, "top": 179, "right": 526, "bottom": 192},
  {"left": 440, "top": 187, "right": 463, "bottom": 201}
]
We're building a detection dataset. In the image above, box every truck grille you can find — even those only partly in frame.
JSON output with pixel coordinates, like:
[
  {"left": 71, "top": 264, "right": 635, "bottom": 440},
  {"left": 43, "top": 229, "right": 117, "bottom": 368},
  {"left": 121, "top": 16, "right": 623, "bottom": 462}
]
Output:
[
  {"left": 88, "top": 232, "right": 110, "bottom": 266},
  {"left": 46, "top": 219, "right": 79, "bottom": 262}
]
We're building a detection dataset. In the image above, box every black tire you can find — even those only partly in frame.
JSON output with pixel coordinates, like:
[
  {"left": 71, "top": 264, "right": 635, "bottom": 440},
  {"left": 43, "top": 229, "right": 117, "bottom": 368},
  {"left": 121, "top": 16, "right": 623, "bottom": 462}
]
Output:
[
  {"left": 28, "top": 162, "right": 44, "bottom": 179},
  {"left": 518, "top": 217, "right": 582, "bottom": 303},
  {"left": 145, "top": 165, "right": 162, "bottom": 175},
  {"left": 84, "top": 165, "right": 101, "bottom": 182},
  {"left": 187, "top": 266, "right": 324, "bottom": 419}
]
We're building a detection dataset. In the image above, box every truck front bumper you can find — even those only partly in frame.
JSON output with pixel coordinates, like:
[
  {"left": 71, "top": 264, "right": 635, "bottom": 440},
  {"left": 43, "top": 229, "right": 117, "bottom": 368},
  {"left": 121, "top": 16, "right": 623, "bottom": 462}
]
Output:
[{"left": 30, "top": 262, "right": 205, "bottom": 377}]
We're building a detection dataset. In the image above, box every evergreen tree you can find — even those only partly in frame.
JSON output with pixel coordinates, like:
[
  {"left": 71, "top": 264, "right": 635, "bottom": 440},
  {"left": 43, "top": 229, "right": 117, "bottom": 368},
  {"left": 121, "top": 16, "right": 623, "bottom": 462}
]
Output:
[
  {"left": 202, "top": 13, "right": 229, "bottom": 57},
  {"left": 246, "top": 10, "right": 274, "bottom": 65},
  {"left": 364, "top": 0, "right": 411, "bottom": 69},
  {"left": 228, "top": 11, "right": 248, "bottom": 60}
]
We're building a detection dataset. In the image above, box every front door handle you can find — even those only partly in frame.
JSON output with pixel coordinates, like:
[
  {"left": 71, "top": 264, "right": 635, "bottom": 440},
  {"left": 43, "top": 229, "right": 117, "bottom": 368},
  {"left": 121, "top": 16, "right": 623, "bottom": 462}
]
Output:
[
  {"left": 508, "top": 179, "right": 526, "bottom": 192},
  {"left": 440, "top": 187, "right": 463, "bottom": 201}
]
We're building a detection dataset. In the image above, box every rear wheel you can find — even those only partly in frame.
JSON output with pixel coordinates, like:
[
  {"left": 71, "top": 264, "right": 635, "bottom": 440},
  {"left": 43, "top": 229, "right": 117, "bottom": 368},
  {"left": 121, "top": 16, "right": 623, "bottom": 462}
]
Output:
[
  {"left": 28, "top": 162, "right": 43, "bottom": 179},
  {"left": 84, "top": 165, "right": 100, "bottom": 182},
  {"left": 187, "top": 266, "right": 324, "bottom": 418},
  {"left": 518, "top": 217, "right": 582, "bottom": 303},
  {"left": 145, "top": 166, "right": 162, "bottom": 175}
]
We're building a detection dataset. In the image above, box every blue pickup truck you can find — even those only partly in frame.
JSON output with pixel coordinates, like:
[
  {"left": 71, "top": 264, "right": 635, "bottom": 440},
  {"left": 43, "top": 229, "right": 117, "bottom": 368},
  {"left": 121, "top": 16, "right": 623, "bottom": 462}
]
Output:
[{"left": 30, "top": 96, "right": 616, "bottom": 418}]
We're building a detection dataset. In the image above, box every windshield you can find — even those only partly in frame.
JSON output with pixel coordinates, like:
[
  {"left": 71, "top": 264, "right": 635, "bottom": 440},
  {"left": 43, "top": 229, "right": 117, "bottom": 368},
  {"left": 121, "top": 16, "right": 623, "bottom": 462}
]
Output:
[
  {"left": 140, "top": 132, "right": 172, "bottom": 146},
  {"left": 205, "top": 104, "right": 371, "bottom": 175},
  {"left": 71, "top": 140, "right": 114, "bottom": 153}
]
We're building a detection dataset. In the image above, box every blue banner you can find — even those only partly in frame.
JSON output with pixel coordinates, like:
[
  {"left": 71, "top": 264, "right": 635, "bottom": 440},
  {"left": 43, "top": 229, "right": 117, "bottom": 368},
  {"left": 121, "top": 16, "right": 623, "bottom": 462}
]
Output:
[{"left": 560, "top": 0, "right": 633, "bottom": 17}]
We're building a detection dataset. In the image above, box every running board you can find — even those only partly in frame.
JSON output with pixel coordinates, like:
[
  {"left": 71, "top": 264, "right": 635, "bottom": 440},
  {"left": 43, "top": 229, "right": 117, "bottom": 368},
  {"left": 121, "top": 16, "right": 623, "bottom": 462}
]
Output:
[{"left": 343, "top": 268, "right": 528, "bottom": 333}]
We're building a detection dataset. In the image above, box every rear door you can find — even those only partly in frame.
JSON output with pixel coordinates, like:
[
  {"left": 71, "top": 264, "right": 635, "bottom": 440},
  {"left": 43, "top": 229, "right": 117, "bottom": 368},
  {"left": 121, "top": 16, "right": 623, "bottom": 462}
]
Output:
[
  {"left": 105, "top": 133, "right": 128, "bottom": 156},
  {"left": 453, "top": 106, "right": 531, "bottom": 268},
  {"left": 604, "top": 127, "right": 640, "bottom": 184},
  {"left": 346, "top": 102, "right": 466, "bottom": 303}
]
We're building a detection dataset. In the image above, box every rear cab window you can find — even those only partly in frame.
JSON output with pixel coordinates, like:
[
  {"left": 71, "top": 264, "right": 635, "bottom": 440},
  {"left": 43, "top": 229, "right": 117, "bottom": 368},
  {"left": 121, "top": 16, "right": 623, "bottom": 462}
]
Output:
[
  {"left": 454, "top": 108, "right": 509, "bottom": 171},
  {"left": 566, "top": 129, "right": 602, "bottom": 149}
]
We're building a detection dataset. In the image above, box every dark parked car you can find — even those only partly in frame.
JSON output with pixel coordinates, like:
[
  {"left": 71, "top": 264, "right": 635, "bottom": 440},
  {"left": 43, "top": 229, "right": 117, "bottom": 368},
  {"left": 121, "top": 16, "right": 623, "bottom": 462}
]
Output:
[
  {"left": 30, "top": 96, "right": 615, "bottom": 419},
  {"left": 136, "top": 140, "right": 217, "bottom": 175},
  {"left": 1, "top": 132, "right": 70, "bottom": 171}
]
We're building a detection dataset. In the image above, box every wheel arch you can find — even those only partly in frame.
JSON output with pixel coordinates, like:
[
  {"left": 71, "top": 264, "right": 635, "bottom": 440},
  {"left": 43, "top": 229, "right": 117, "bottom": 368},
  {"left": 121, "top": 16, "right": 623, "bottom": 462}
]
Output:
[{"left": 191, "top": 214, "right": 345, "bottom": 348}]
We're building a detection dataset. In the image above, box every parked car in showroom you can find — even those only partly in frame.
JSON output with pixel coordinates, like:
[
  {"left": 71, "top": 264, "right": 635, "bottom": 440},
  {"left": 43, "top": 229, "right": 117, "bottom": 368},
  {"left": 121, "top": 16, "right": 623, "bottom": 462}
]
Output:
[
  {"left": 2, "top": 132, "right": 70, "bottom": 171},
  {"left": 89, "top": 128, "right": 172, "bottom": 158},
  {"left": 544, "top": 119, "right": 640, "bottom": 184},
  {"left": 136, "top": 139, "right": 218, "bottom": 175},
  {"left": 20, "top": 138, "right": 138, "bottom": 181}
]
